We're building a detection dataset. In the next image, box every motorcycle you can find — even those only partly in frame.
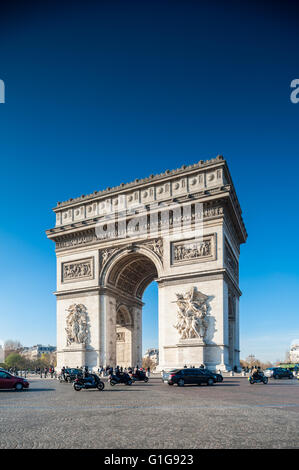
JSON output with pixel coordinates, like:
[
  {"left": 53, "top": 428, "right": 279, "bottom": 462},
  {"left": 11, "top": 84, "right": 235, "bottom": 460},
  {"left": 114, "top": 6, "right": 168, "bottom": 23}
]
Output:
[
  {"left": 130, "top": 371, "right": 149, "bottom": 383},
  {"left": 73, "top": 374, "right": 105, "bottom": 391},
  {"left": 248, "top": 373, "right": 268, "bottom": 385},
  {"left": 108, "top": 372, "right": 132, "bottom": 386}
]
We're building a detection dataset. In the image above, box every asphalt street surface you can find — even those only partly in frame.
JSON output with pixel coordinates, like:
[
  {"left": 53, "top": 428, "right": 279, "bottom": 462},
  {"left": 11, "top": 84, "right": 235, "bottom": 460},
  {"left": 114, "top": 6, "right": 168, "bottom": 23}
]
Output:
[{"left": 0, "top": 376, "right": 299, "bottom": 448}]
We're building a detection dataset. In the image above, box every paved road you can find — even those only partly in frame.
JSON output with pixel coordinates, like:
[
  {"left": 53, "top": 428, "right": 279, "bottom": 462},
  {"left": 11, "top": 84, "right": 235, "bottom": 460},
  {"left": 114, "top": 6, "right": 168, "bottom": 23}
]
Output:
[{"left": 0, "top": 377, "right": 299, "bottom": 448}]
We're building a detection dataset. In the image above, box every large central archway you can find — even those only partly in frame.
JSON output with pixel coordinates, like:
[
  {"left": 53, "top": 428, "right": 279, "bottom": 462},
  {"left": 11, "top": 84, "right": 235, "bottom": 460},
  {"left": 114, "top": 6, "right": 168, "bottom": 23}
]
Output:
[
  {"left": 107, "top": 252, "right": 158, "bottom": 300},
  {"left": 100, "top": 247, "right": 160, "bottom": 368}
]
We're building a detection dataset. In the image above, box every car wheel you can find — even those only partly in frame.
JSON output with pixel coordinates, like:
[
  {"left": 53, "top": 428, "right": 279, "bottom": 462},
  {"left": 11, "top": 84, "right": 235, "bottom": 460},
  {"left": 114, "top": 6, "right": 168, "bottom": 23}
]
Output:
[
  {"left": 15, "top": 383, "right": 23, "bottom": 391},
  {"left": 263, "top": 377, "right": 268, "bottom": 384},
  {"left": 73, "top": 383, "right": 82, "bottom": 391},
  {"left": 207, "top": 378, "right": 214, "bottom": 386},
  {"left": 126, "top": 380, "right": 132, "bottom": 386},
  {"left": 144, "top": 377, "right": 149, "bottom": 383},
  {"left": 274, "top": 374, "right": 279, "bottom": 379},
  {"left": 168, "top": 383, "right": 173, "bottom": 386},
  {"left": 178, "top": 379, "right": 184, "bottom": 387},
  {"left": 97, "top": 381, "right": 105, "bottom": 391},
  {"left": 109, "top": 380, "right": 116, "bottom": 386}
]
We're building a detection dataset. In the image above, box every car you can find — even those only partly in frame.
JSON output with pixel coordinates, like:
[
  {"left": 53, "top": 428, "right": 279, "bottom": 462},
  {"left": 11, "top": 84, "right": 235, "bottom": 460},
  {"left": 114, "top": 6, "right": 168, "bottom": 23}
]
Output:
[
  {"left": 162, "top": 369, "right": 178, "bottom": 382},
  {"left": 205, "top": 369, "right": 223, "bottom": 382},
  {"left": 163, "top": 368, "right": 217, "bottom": 386},
  {"left": 264, "top": 367, "right": 293, "bottom": 379},
  {"left": 58, "top": 368, "right": 83, "bottom": 383},
  {"left": 0, "top": 370, "right": 29, "bottom": 391}
]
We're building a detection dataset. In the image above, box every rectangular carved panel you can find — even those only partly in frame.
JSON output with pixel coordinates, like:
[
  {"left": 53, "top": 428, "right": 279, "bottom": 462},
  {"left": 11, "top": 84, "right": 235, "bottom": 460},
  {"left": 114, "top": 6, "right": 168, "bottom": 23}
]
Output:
[
  {"left": 116, "top": 332, "right": 125, "bottom": 342},
  {"left": 171, "top": 234, "right": 216, "bottom": 265},
  {"left": 61, "top": 257, "right": 94, "bottom": 283}
]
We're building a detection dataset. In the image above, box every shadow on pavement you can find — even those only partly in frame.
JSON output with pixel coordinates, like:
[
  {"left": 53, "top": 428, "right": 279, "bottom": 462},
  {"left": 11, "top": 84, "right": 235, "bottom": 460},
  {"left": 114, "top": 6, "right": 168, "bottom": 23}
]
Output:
[
  {"left": 74, "top": 389, "right": 151, "bottom": 393},
  {"left": 215, "top": 383, "right": 240, "bottom": 387},
  {"left": 170, "top": 383, "right": 240, "bottom": 388},
  {"left": 0, "top": 388, "right": 56, "bottom": 393},
  {"left": 26, "top": 388, "right": 56, "bottom": 392},
  {"left": 105, "top": 388, "right": 151, "bottom": 392},
  {"left": 266, "top": 382, "right": 299, "bottom": 386}
]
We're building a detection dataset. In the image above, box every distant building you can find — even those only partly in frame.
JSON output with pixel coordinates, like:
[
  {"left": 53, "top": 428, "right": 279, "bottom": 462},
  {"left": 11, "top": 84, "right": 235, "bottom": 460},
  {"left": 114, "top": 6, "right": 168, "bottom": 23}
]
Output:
[
  {"left": 21, "top": 345, "right": 56, "bottom": 360},
  {"left": 143, "top": 348, "right": 159, "bottom": 365},
  {"left": 0, "top": 345, "right": 4, "bottom": 363},
  {"left": 290, "top": 344, "right": 299, "bottom": 363}
]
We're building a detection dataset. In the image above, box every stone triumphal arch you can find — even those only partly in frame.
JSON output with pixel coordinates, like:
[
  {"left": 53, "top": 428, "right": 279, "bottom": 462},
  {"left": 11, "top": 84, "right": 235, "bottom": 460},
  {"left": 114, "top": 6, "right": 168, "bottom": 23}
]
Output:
[{"left": 46, "top": 156, "right": 247, "bottom": 371}]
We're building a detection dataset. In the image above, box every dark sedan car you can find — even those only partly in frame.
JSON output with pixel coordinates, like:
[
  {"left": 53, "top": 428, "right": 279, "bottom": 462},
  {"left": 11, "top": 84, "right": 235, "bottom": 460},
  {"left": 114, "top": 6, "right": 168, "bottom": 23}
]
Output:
[
  {"left": 163, "top": 368, "right": 217, "bottom": 386},
  {"left": 264, "top": 367, "right": 293, "bottom": 379},
  {"left": 0, "top": 370, "right": 29, "bottom": 391},
  {"left": 205, "top": 369, "right": 223, "bottom": 382},
  {"left": 58, "top": 368, "right": 83, "bottom": 383}
]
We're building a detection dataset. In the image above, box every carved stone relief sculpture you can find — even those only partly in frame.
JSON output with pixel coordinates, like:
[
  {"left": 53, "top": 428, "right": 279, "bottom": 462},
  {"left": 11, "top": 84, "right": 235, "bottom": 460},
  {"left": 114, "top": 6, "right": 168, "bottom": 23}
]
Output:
[
  {"left": 65, "top": 304, "right": 89, "bottom": 346},
  {"left": 62, "top": 258, "right": 94, "bottom": 282},
  {"left": 101, "top": 248, "right": 117, "bottom": 265},
  {"left": 173, "top": 287, "right": 210, "bottom": 342},
  {"left": 171, "top": 235, "right": 215, "bottom": 265},
  {"left": 144, "top": 238, "right": 163, "bottom": 259},
  {"left": 116, "top": 332, "right": 125, "bottom": 342}
]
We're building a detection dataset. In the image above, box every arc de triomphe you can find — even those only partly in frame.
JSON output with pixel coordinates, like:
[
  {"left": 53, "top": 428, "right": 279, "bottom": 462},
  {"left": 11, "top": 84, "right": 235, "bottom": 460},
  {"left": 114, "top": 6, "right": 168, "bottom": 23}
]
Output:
[{"left": 46, "top": 156, "right": 247, "bottom": 371}]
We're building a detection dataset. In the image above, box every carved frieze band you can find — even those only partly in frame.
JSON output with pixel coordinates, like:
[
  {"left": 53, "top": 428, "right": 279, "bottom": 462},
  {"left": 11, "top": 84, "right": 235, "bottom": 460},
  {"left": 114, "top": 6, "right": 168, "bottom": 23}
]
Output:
[
  {"left": 61, "top": 257, "right": 94, "bottom": 283},
  {"left": 54, "top": 204, "right": 223, "bottom": 250},
  {"left": 171, "top": 234, "right": 216, "bottom": 265},
  {"left": 56, "top": 230, "right": 97, "bottom": 249}
]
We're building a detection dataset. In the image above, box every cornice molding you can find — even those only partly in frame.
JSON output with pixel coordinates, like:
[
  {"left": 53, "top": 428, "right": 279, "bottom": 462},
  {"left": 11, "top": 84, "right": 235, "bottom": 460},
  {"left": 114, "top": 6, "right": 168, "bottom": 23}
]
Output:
[{"left": 54, "top": 156, "right": 226, "bottom": 210}]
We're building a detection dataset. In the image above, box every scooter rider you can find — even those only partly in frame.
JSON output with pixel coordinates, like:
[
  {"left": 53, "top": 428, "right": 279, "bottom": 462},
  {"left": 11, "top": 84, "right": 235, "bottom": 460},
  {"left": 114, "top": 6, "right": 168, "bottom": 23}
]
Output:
[
  {"left": 252, "top": 365, "right": 264, "bottom": 380},
  {"left": 82, "top": 366, "right": 95, "bottom": 385},
  {"left": 252, "top": 365, "right": 259, "bottom": 379}
]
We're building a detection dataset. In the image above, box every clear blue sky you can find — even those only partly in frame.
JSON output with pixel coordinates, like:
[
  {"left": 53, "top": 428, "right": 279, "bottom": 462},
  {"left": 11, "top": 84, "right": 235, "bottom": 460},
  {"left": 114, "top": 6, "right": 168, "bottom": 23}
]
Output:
[{"left": 0, "top": 0, "right": 299, "bottom": 362}]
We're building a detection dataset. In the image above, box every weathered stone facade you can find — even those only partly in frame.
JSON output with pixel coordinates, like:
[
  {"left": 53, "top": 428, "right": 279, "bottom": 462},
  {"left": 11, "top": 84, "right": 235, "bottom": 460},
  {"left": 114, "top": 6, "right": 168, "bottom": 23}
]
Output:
[{"left": 46, "top": 156, "right": 247, "bottom": 371}]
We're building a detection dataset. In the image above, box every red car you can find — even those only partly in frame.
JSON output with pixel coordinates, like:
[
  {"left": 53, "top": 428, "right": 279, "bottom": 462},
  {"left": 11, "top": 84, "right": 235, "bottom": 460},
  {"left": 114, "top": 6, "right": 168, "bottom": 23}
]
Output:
[{"left": 0, "top": 370, "right": 29, "bottom": 391}]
